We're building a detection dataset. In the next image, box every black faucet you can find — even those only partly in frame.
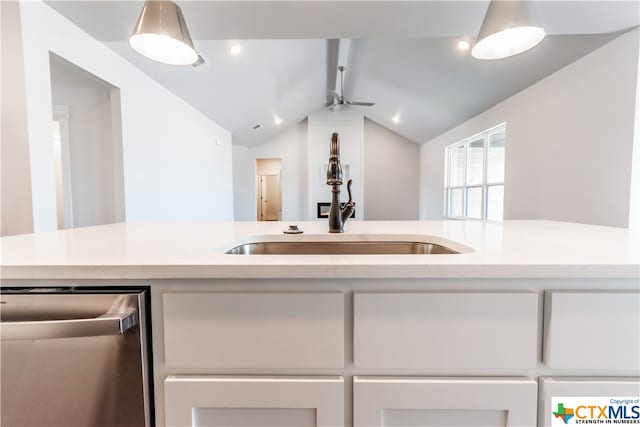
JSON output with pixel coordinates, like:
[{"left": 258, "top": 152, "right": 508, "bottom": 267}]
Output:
[{"left": 326, "top": 133, "right": 355, "bottom": 233}]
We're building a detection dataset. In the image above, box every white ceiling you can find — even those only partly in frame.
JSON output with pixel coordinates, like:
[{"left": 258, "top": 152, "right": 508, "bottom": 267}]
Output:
[
  {"left": 106, "top": 39, "right": 327, "bottom": 145},
  {"left": 44, "top": 1, "right": 639, "bottom": 145},
  {"left": 45, "top": 1, "right": 640, "bottom": 40},
  {"left": 345, "top": 34, "right": 619, "bottom": 143}
]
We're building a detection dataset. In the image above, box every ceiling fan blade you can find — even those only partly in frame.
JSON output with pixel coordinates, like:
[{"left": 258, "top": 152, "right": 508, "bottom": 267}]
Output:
[{"left": 346, "top": 101, "right": 375, "bottom": 106}]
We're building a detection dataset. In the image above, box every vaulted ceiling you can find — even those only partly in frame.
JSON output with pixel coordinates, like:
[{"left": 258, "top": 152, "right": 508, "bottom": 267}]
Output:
[{"left": 45, "top": 1, "right": 639, "bottom": 146}]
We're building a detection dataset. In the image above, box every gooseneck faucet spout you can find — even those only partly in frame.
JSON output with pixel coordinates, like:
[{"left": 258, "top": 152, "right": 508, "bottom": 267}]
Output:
[{"left": 326, "top": 132, "right": 355, "bottom": 233}]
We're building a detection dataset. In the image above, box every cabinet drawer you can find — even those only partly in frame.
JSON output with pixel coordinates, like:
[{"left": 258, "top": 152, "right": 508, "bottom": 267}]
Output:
[
  {"left": 354, "top": 292, "right": 538, "bottom": 369},
  {"left": 544, "top": 291, "right": 640, "bottom": 370},
  {"left": 539, "top": 377, "right": 640, "bottom": 427},
  {"left": 163, "top": 292, "right": 344, "bottom": 368},
  {"left": 165, "top": 376, "right": 344, "bottom": 427},
  {"left": 354, "top": 376, "right": 537, "bottom": 427}
]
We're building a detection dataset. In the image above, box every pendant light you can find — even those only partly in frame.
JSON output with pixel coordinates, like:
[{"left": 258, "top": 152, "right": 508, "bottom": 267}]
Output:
[
  {"left": 129, "top": 1, "right": 198, "bottom": 65},
  {"left": 471, "top": 0, "right": 545, "bottom": 60}
]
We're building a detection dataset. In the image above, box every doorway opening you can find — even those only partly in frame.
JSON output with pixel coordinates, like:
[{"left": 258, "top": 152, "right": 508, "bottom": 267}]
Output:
[
  {"left": 256, "top": 158, "right": 282, "bottom": 221},
  {"left": 49, "top": 53, "right": 125, "bottom": 229}
]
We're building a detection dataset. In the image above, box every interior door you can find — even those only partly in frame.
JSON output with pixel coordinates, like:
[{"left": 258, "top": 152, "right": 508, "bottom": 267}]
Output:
[{"left": 259, "top": 175, "right": 280, "bottom": 221}]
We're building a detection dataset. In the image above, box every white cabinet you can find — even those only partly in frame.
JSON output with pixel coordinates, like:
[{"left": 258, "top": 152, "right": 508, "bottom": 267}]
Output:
[
  {"left": 544, "top": 291, "right": 640, "bottom": 370},
  {"left": 539, "top": 377, "right": 640, "bottom": 427},
  {"left": 354, "top": 376, "right": 538, "bottom": 427},
  {"left": 163, "top": 292, "right": 344, "bottom": 369},
  {"left": 354, "top": 292, "right": 538, "bottom": 369},
  {"left": 157, "top": 285, "right": 638, "bottom": 427},
  {"left": 164, "top": 376, "right": 344, "bottom": 427}
]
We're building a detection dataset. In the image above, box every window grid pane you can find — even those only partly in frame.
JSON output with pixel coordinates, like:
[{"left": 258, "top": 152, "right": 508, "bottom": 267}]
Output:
[
  {"left": 487, "top": 129, "right": 505, "bottom": 184},
  {"left": 486, "top": 185, "right": 504, "bottom": 221},
  {"left": 449, "top": 188, "right": 464, "bottom": 217},
  {"left": 449, "top": 144, "right": 466, "bottom": 187},
  {"left": 466, "top": 138, "right": 484, "bottom": 186},
  {"left": 466, "top": 187, "right": 483, "bottom": 219},
  {"left": 444, "top": 124, "right": 505, "bottom": 220}
]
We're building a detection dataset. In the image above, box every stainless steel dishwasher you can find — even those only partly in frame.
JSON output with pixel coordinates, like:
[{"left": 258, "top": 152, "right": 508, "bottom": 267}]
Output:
[{"left": 0, "top": 287, "right": 153, "bottom": 427}]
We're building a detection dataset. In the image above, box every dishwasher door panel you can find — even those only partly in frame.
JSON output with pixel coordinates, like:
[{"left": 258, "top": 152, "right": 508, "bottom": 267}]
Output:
[{"left": 0, "top": 289, "right": 150, "bottom": 427}]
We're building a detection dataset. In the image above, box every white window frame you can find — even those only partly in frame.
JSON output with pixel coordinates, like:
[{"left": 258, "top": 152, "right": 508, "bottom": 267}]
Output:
[{"left": 444, "top": 123, "right": 506, "bottom": 220}]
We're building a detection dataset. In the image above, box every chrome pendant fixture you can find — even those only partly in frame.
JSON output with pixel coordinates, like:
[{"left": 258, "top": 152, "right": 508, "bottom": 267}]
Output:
[
  {"left": 129, "top": 1, "right": 198, "bottom": 65},
  {"left": 471, "top": 0, "right": 545, "bottom": 60}
]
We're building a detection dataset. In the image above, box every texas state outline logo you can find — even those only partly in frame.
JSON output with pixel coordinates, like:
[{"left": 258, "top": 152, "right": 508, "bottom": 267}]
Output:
[{"left": 553, "top": 402, "right": 575, "bottom": 424}]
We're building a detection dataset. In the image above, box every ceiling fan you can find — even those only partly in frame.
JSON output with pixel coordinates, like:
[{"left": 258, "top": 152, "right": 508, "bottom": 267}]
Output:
[{"left": 329, "top": 65, "right": 375, "bottom": 110}]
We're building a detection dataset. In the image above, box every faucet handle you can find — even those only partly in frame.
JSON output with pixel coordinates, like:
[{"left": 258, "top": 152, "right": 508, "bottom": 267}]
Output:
[{"left": 341, "top": 179, "right": 355, "bottom": 222}]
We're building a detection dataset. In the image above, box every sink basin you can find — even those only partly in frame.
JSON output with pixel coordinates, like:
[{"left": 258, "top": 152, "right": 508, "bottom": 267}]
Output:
[{"left": 225, "top": 241, "right": 459, "bottom": 255}]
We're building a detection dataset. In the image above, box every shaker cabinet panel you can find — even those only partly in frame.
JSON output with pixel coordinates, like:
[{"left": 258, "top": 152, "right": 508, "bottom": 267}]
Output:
[
  {"left": 354, "top": 292, "right": 538, "bottom": 369},
  {"left": 163, "top": 292, "right": 344, "bottom": 369},
  {"left": 354, "top": 376, "right": 537, "bottom": 427},
  {"left": 539, "top": 377, "right": 640, "bottom": 427},
  {"left": 544, "top": 291, "right": 640, "bottom": 370},
  {"left": 165, "top": 376, "right": 344, "bottom": 427}
]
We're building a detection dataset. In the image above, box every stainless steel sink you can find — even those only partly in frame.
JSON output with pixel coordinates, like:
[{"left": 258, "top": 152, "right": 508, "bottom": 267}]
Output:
[{"left": 225, "top": 241, "right": 459, "bottom": 255}]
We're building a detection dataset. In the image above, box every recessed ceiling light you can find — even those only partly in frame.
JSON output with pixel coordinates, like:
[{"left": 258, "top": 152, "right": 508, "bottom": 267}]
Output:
[
  {"left": 229, "top": 44, "right": 243, "bottom": 56},
  {"left": 392, "top": 114, "right": 401, "bottom": 124},
  {"left": 457, "top": 40, "right": 471, "bottom": 51},
  {"left": 274, "top": 116, "right": 283, "bottom": 125}
]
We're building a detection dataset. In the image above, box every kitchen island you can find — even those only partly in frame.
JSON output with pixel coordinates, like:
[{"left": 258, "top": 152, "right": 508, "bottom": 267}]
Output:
[{"left": 2, "top": 220, "right": 639, "bottom": 427}]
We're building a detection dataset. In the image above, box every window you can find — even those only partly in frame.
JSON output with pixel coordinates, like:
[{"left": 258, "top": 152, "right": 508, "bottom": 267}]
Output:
[{"left": 445, "top": 124, "right": 505, "bottom": 220}]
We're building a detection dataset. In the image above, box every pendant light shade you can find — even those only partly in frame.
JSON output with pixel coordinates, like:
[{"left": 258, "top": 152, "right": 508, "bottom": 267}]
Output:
[
  {"left": 129, "top": 1, "right": 198, "bottom": 65},
  {"left": 471, "top": 1, "right": 545, "bottom": 60}
]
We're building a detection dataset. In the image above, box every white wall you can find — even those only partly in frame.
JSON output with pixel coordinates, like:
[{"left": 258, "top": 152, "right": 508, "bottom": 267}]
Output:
[
  {"left": 49, "top": 57, "right": 123, "bottom": 228},
  {"left": 308, "top": 109, "right": 364, "bottom": 220},
  {"left": 420, "top": 29, "right": 639, "bottom": 228},
  {"left": 233, "top": 115, "right": 422, "bottom": 222},
  {"left": 11, "top": 0, "right": 233, "bottom": 230},
  {"left": 364, "top": 119, "right": 419, "bottom": 220},
  {"left": 1, "top": 0, "right": 34, "bottom": 236},
  {"left": 232, "top": 144, "right": 253, "bottom": 221},
  {"left": 232, "top": 119, "right": 308, "bottom": 221}
]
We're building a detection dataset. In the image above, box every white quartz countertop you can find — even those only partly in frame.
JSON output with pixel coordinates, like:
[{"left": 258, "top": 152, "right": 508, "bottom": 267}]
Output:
[{"left": 1, "top": 220, "right": 639, "bottom": 279}]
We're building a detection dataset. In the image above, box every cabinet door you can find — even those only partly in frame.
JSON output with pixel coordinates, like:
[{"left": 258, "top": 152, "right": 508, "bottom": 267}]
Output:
[
  {"left": 354, "top": 376, "right": 537, "bottom": 427},
  {"left": 544, "top": 291, "right": 640, "bottom": 370},
  {"left": 165, "top": 376, "right": 344, "bottom": 427},
  {"left": 540, "top": 377, "right": 640, "bottom": 427}
]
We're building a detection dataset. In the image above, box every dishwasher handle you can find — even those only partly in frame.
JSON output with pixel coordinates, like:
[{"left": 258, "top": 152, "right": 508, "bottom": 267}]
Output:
[{"left": 0, "top": 309, "right": 139, "bottom": 340}]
